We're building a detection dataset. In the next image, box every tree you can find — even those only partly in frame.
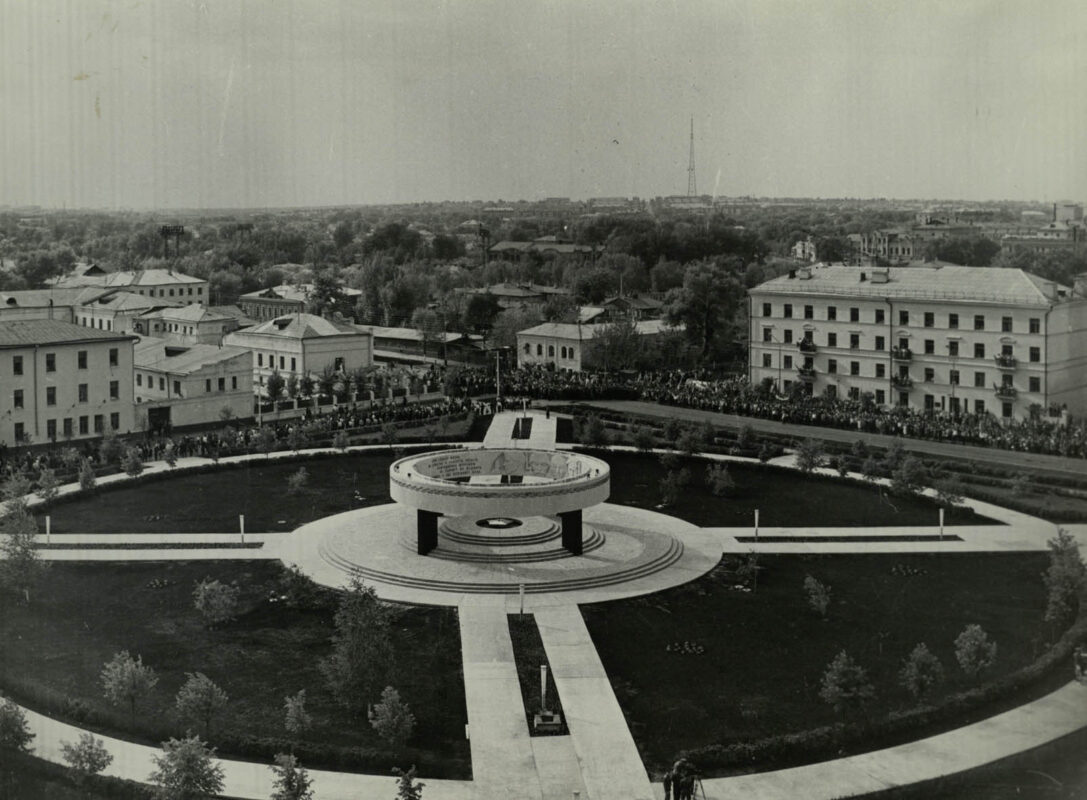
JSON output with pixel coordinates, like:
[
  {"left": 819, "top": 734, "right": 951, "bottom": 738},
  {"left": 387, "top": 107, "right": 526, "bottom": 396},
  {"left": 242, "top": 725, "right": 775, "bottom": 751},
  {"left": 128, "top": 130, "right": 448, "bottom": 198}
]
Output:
[
  {"left": 705, "top": 463, "right": 735, "bottom": 497},
  {"left": 890, "top": 455, "right": 926, "bottom": 496},
  {"left": 101, "top": 651, "right": 158, "bottom": 725},
  {"left": 61, "top": 732, "right": 113, "bottom": 788},
  {"left": 1042, "top": 528, "right": 1085, "bottom": 628},
  {"left": 333, "top": 430, "right": 350, "bottom": 451},
  {"left": 270, "top": 753, "right": 314, "bottom": 800},
  {"left": 393, "top": 765, "right": 425, "bottom": 800},
  {"left": 148, "top": 735, "right": 224, "bottom": 800},
  {"left": 542, "top": 292, "right": 578, "bottom": 322},
  {"left": 265, "top": 370, "right": 286, "bottom": 402},
  {"left": 659, "top": 468, "right": 691, "bottom": 507},
  {"left": 578, "top": 414, "right": 609, "bottom": 447},
  {"left": 572, "top": 265, "right": 619, "bottom": 303},
  {"left": 632, "top": 425, "right": 655, "bottom": 452},
  {"left": 98, "top": 428, "right": 123, "bottom": 465},
  {"left": 283, "top": 690, "right": 312, "bottom": 739},
  {"left": 176, "top": 673, "right": 229, "bottom": 741},
  {"left": 122, "top": 447, "right": 145, "bottom": 477},
  {"left": 286, "top": 467, "right": 310, "bottom": 496},
  {"left": 368, "top": 686, "right": 415, "bottom": 748},
  {"left": 463, "top": 293, "right": 500, "bottom": 332},
  {"left": 794, "top": 438, "right": 824, "bottom": 473},
  {"left": 586, "top": 317, "right": 642, "bottom": 371},
  {"left": 490, "top": 307, "right": 540, "bottom": 349},
  {"left": 734, "top": 551, "right": 761, "bottom": 591},
  {"left": 320, "top": 578, "right": 395, "bottom": 712},
  {"left": 804, "top": 575, "right": 831, "bottom": 617},
  {"left": 287, "top": 426, "right": 307, "bottom": 453},
  {"left": 662, "top": 262, "right": 743, "bottom": 359},
  {"left": 819, "top": 650, "right": 875, "bottom": 714},
  {"left": 79, "top": 458, "right": 97, "bottom": 492},
  {"left": 410, "top": 307, "right": 444, "bottom": 358},
  {"left": 286, "top": 374, "right": 300, "bottom": 400},
  {"left": 934, "top": 474, "right": 965, "bottom": 508},
  {"left": 36, "top": 467, "right": 60, "bottom": 506},
  {"left": 954, "top": 624, "right": 997, "bottom": 678},
  {"left": 898, "top": 643, "right": 945, "bottom": 701},
  {"left": 0, "top": 698, "right": 33, "bottom": 752},
  {"left": 256, "top": 426, "right": 278, "bottom": 457},
  {"left": 192, "top": 578, "right": 241, "bottom": 627},
  {"left": 0, "top": 487, "right": 45, "bottom": 604}
]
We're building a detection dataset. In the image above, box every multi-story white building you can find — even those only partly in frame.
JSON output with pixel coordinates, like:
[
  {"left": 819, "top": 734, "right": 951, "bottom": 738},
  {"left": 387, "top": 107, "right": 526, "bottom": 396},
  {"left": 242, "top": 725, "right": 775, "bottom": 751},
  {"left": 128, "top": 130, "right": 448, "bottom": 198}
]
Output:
[
  {"left": 748, "top": 265, "right": 1087, "bottom": 420},
  {"left": 133, "top": 340, "right": 253, "bottom": 430},
  {"left": 53, "top": 268, "right": 209, "bottom": 304},
  {"left": 223, "top": 313, "right": 373, "bottom": 396},
  {"left": 0, "top": 320, "right": 136, "bottom": 446}
]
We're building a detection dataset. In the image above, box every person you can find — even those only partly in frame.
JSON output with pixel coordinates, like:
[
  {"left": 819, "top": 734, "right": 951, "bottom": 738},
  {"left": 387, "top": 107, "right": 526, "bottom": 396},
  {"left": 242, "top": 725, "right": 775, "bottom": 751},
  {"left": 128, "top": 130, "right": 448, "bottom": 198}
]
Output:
[
  {"left": 1074, "top": 645, "right": 1087, "bottom": 683},
  {"left": 662, "top": 768, "right": 673, "bottom": 800},
  {"left": 671, "top": 758, "right": 697, "bottom": 800}
]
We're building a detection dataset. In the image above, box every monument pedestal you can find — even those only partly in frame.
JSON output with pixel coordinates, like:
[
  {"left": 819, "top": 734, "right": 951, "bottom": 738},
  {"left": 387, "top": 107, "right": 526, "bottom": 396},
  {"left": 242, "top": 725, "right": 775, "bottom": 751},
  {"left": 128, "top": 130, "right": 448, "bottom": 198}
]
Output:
[
  {"left": 560, "top": 509, "right": 583, "bottom": 555},
  {"left": 417, "top": 510, "right": 439, "bottom": 555}
]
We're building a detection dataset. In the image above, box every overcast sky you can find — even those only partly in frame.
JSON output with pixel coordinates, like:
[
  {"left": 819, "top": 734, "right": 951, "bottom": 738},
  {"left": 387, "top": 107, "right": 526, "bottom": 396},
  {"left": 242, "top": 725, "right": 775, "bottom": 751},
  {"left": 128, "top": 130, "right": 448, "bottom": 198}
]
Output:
[{"left": 1, "top": 0, "right": 1084, "bottom": 209}]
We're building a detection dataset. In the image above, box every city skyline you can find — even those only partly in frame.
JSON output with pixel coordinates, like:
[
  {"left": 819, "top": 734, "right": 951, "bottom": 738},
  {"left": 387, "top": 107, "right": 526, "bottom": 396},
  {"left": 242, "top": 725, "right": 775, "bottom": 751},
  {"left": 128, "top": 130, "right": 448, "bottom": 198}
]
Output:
[{"left": 1, "top": 0, "right": 1085, "bottom": 210}]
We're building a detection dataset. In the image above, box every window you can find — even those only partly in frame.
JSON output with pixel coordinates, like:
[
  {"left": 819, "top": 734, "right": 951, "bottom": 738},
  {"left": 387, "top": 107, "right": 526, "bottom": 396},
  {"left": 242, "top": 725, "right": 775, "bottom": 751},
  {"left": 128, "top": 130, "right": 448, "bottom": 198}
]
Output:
[
  {"left": 827, "top": 359, "right": 837, "bottom": 374},
  {"left": 1029, "top": 347, "right": 1040, "bottom": 363},
  {"left": 762, "top": 328, "right": 772, "bottom": 343},
  {"left": 47, "top": 419, "right": 56, "bottom": 440},
  {"left": 79, "top": 416, "right": 88, "bottom": 435},
  {"left": 950, "top": 370, "right": 960, "bottom": 385},
  {"left": 547, "top": 345, "right": 555, "bottom": 357},
  {"left": 137, "top": 374, "right": 142, "bottom": 387},
  {"left": 948, "top": 341, "right": 959, "bottom": 357},
  {"left": 850, "top": 307, "right": 859, "bottom": 323},
  {"left": 924, "top": 394, "right": 935, "bottom": 411},
  {"left": 850, "top": 361, "right": 860, "bottom": 376},
  {"left": 13, "top": 423, "right": 23, "bottom": 441},
  {"left": 762, "top": 353, "right": 772, "bottom": 368},
  {"left": 827, "top": 306, "right": 837, "bottom": 321},
  {"left": 78, "top": 350, "right": 88, "bottom": 369},
  {"left": 924, "top": 312, "right": 934, "bottom": 328},
  {"left": 94, "top": 414, "right": 104, "bottom": 433},
  {"left": 46, "top": 387, "right": 56, "bottom": 406},
  {"left": 218, "top": 378, "right": 226, "bottom": 392},
  {"left": 899, "top": 310, "right": 909, "bottom": 325},
  {"left": 13, "top": 389, "right": 23, "bottom": 409},
  {"left": 875, "top": 389, "right": 885, "bottom": 405},
  {"left": 783, "top": 304, "right": 793, "bottom": 319},
  {"left": 63, "top": 418, "right": 73, "bottom": 438},
  {"left": 1029, "top": 317, "right": 1040, "bottom": 334},
  {"left": 875, "top": 363, "right": 885, "bottom": 378},
  {"left": 78, "top": 384, "right": 88, "bottom": 403},
  {"left": 109, "top": 348, "right": 118, "bottom": 366},
  {"left": 923, "top": 368, "right": 934, "bottom": 382},
  {"left": 875, "top": 309, "right": 885, "bottom": 324},
  {"left": 13, "top": 355, "right": 23, "bottom": 375},
  {"left": 948, "top": 313, "right": 959, "bottom": 329},
  {"left": 974, "top": 372, "right": 985, "bottom": 388},
  {"left": 174, "top": 380, "right": 182, "bottom": 395},
  {"left": 804, "top": 305, "right": 813, "bottom": 320},
  {"left": 258, "top": 353, "right": 263, "bottom": 367},
  {"left": 537, "top": 344, "right": 543, "bottom": 355},
  {"left": 523, "top": 343, "right": 530, "bottom": 354},
  {"left": 849, "top": 333, "right": 859, "bottom": 349},
  {"left": 762, "top": 303, "right": 771, "bottom": 317},
  {"left": 279, "top": 356, "right": 285, "bottom": 369},
  {"left": 1002, "top": 343, "right": 1013, "bottom": 356},
  {"left": 1002, "top": 402, "right": 1012, "bottom": 419},
  {"left": 110, "top": 412, "right": 120, "bottom": 430},
  {"left": 827, "top": 332, "right": 837, "bottom": 347},
  {"left": 1029, "top": 376, "right": 1041, "bottom": 392},
  {"left": 205, "top": 379, "right": 212, "bottom": 392},
  {"left": 783, "top": 330, "right": 793, "bottom": 344},
  {"left": 924, "top": 339, "right": 935, "bottom": 354},
  {"left": 1001, "top": 316, "right": 1013, "bottom": 333},
  {"left": 874, "top": 336, "right": 885, "bottom": 351},
  {"left": 46, "top": 353, "right": 56, "bottom": 372},
  {"left": 974, "top": 315, "right": 985, "bottom": 331},
  {"left": 169, "top": 289, "right": 175, "bottom": 296},
  {"left": 848, "top": 387, "right": 860, "bottom": 400},
  {"left": 231, "top": 376, "right": 237, "bottom": 390},
  {"left": 975, "top": 399, "right": 985, "bottom": 415},
  {"left": 159, "top": 377, "right": 165, "bottom": 391},
  {"left": 109, "top": 380, "right": 119, "bottom": 400},
  {"left": 783, "top": 355, "right": 793, "bottom": 369},
  {"left": 974, "top": 343, "right": 985, "bottom": 359},
  {"left": 289, "top": 357, "right": 296, "bottom": 372}
]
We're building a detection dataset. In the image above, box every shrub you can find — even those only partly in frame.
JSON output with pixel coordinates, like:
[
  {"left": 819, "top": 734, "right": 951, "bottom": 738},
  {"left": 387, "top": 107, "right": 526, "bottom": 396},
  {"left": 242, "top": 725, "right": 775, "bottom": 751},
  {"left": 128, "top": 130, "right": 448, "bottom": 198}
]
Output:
[
  {"left": 954, "top": 624, "right": 997, "bottom": 678},
  {"left": 803, "top": 575, "right": 831, "bottom": 618},
  {"left": 333, "top": 430, "right": 350, "bottom": 451},
  {"left": 736, "top": 425, "right": 755, "bottom": 450},
  {"left": 580, "top": 414, "right": 609, "bottom": 447},
  {"left": 632, "top": 425, "right": 656, "bottom": 452},
  {"left": 284, "top": 690, "right": 312, "bottom": 739},
  {"left": 819, "top": 650, "right": 874, "bottom": 714},
  {"left": 369, "top": 686, "right": 416, "bottom": 749},
  {"left": 663, "top": 417, "right": 682, "bottom": 445},
  {"left": 890, "top": 455, "right": 927, "bottom": 496},
  {"left": 286, "top": 467, "right": 310, "bottom": 496},
  {"left": 393, "top": 765, "right": 425, "bottom": 800},
  {"left": 898, "top": 643, "right": 944, "bottom": 701},
  {"left": 101, "top": 651, "right": 158, "bottom": 725},
  {"left": 78, "top": 458, "right": 97, "bottom": 492},
  {"left": 35, "top": 467, "right": 60, "bottom": 506},
  {"left": 0, "top": 698, "right": 34, "bottom": 752},
  {"left": 795, "top": 438, "right": 824, "bottom": 473},
  {"left": 659, "top": 468, "right": 691, "bottom": 507},
  {"left": 934, "top": 475, "right": 965, "bottom": 508},
  {"left": 1043, "top": 528, "right": 1085, "bottom": 628},
  {"left": 122, "top": 447, "right": 144, "bottom": 477},
  {"left": 675, "top": 427, "right": 702, "bottom": 456},
  {"left": 60, "top": 732, "right": 113, "bottom": 783},
  {"left": 192, "top": 578, "right": 241, "bottom": 626},
  {"left": 148, "top": 735, "right": 224, "bottom": 800},
  {"left": 175, "top": 672, "right": 229, "bottom": 741},
  {"left": 270, "top": 752, "right": 314, "bottom": 800},
  {"left": 705, "top": 463, "right": 735, "bottom": 497}
]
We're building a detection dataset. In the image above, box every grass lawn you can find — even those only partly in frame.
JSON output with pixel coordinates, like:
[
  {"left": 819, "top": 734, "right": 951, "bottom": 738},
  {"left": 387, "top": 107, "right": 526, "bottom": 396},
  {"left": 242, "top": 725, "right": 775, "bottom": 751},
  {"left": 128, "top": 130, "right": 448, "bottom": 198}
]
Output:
[
  {"left": 0, "top": 561, "right": 470, "bottom": 778},
  {"left": 581, "top": 551, "right": 1053, "bottom": 774}
]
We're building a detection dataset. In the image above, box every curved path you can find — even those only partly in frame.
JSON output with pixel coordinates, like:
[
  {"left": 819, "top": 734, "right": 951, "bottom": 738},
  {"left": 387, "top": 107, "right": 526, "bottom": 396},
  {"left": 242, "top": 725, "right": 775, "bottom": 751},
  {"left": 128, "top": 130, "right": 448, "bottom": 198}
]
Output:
[{"left": 6, "top": 410, "right": 1087, "bottom": 800}]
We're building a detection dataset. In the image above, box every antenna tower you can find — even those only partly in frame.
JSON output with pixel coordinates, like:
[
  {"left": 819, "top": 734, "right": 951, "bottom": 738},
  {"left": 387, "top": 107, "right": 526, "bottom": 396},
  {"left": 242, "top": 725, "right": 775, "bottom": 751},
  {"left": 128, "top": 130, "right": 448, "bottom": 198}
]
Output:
[{"left": 687, "top": 116, "right": 696, "bottom": 197}]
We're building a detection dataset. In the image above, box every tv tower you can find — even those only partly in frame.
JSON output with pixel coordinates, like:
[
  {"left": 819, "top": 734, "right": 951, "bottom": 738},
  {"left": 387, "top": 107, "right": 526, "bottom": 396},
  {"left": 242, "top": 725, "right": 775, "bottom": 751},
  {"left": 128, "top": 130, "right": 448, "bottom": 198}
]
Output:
[{"left": 687, "top": 116, "right": 697, "bottom": 197}]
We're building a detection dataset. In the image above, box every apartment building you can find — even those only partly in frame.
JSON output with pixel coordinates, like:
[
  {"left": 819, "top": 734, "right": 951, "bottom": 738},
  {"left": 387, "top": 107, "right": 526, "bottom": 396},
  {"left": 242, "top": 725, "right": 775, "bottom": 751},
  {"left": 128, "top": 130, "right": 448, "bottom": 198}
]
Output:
[
  {"left": 0, "top": 320, "right": 136, "bottom": 446},
  {"left": 748, "top": 265, "right": 1087, "bottom": 420}
]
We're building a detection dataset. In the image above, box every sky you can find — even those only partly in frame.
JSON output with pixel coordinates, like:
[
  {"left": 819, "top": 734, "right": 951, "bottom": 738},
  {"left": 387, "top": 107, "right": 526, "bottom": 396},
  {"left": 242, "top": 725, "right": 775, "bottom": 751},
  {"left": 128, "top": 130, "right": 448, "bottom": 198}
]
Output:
[{"left": 1, "top": 0, "right": 1084, "bottom": 209}]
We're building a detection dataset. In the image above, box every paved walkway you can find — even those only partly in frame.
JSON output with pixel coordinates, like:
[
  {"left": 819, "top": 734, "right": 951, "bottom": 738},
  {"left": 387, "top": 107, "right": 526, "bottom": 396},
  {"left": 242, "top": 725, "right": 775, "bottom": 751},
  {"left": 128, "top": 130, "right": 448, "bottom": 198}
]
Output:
[{"left": 482, "top": 409, "right": 558, "bottom": 450}]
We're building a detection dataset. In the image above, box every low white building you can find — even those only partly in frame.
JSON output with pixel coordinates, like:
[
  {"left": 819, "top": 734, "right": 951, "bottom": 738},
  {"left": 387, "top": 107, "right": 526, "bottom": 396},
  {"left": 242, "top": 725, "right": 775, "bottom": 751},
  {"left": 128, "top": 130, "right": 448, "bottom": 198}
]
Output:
[
  {"left": 54, "top": 267, "right": 209, "bottom": 304},
  {"left": 133, "top": 339, "right": 253, "bottom": 430},
  {"left": 516, "top": 320, "right": 675, "bottom": 372},
  {"left": 136, "top": 304, "right": 242, "bottom": 345}
]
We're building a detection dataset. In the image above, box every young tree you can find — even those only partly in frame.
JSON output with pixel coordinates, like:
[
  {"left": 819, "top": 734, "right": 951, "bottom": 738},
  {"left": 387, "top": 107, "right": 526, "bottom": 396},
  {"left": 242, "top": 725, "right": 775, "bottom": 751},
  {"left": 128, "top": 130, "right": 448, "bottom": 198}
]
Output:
[
  {"left": 736, "top": 424, "right": 755, "bottom": 451},
  {"left": 804, "top": 575, "right": 831, "bottom": 618},
  {"left": 193, "top": 578, "right": 241, "bottom": 627},
  {"left": 579, "top": 414, "right": 609, "bottom": 447},
  {"left": 78, "top": 458, "right": 97, "bottom": 492},
  {"left": 881, "top": 441, "right": 905, "bottom": 474},
  {"left": 795, "top": 438, "right": 825, "bottom": 473},
  {"left": 36, "top": 467, "right": 60, "bottom": 506},
  {"left": 381, "top": 422, "right": 399, "bottom": 447},
  {"left": 954, "top": 624, "right": 997, "bottom": 678},
  {"left": 286, "top": 467, "right": 310, "bottom": 496},
  {"left": 1043, "top": 528, "right": 1086, "bottom": 628},
  {"left": 705, "top": 463, "right": 735, "bottom": 497},
  {"left": 122, "top": 447, "right": 145, "bottom": 477},
  {"left": 632, "top": 424, "right": 656, "bottom": 452},
  {"left": 101, "top": 651, "right": 158, "bottom": 725},
  {"left": 898, "top": 643, "right": 945, "bottom": 702},
  {"left": 333, "top": 430, "right": 350, "bottom": 451},
  {"left": 98, "top": 429, "right": 122, "bottom": 465},
  {"left": 890, "top": 455, "right": 926, "bottom": 496},
  {"left": 734, "top": 551, "right": 761, "bottom": 592},
  {"left": 270, "top": 753, "right": 314, "bottom": 800},
  {"left": 819, "top": 650, "right": 875, "bottom": 714},
  {"left": 658, "top": 467, "right": 691, "bottom": 507},
  {"left": 265, "top": 369, "right": 286, "bottom": 402},
  {"left": 175, "top": 672, "right": 229, "bottom": 741},
  {"left": 662, "top": 417, "right": 682, "bottom": 446},
  {"left": 256, "top": 426, "right": 278, "bottom": 458},
  {"left": 60, "top": 732, "right": 113, "bottom": 788},
  {"left": 393, "top": 765, "right": 425, "bottom": 800},
  {"left": 861, "top": 455, "right": 883, "bottom": 482},
  {"left": 320, "top": 578, "right": 395, "bottom": 713},
  {"left": 369, "top": 686, "right": 416, "bottom": 749},
  {"left": 286, "top": 374, "right": 300, "bottom": 400},
  {"left": 148, "top": 735, "right": 224, "bottom": 800},
  {"left": 283, "top": 690, "right": 312, "bottom": 739},
  {"left": 286, "top": 426, "right": 307, "bottom": 453},
  {"left": 663, "top": 262, "right": 743, "bottom": 359},
  {"left": 0, "top": 698, "right": 34, "bottom": 752},
  {"left": 675, "top": 426, "right": 702, "bottom": 456},
  {"left": 0, "top": 491, "right": 45, "bottom": 604},
  {"left": 934, "top": 474, "right": 965, "bottom": 508}
]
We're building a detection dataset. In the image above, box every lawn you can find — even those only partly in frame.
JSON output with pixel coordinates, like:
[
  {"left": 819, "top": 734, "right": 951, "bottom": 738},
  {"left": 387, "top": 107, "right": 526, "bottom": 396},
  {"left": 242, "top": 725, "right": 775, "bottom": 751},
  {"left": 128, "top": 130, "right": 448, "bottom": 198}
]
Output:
[
  {"left": 581, "top": 552, "right": 1052, "bottom": 774},
  {"left": 0, "top": 561, "right": 470, "bottom": 778}
]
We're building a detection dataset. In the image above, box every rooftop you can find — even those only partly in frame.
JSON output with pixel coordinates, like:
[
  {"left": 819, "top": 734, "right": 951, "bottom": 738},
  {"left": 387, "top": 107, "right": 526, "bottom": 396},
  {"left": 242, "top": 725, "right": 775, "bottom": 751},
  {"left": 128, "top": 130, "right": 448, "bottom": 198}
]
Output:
[
  {"left": 357, "top": 325, "right": 464, "bottom": 344},
  {"left": 0, "top": 319, "right": 136, "bottom": 348},
  {"left": 0, "top": 286, "right": 111, "bottom": 308},
  {"left": 230, "top": 313, "right": 364, "bottom": 339},
  {"left": 518, "top": 319, "right": 676, "bottom": 340},
  {"left": 55, "top": 268, "right": 206, "bottom": 289},
  {"left": 134, "top": 339, "right": 250, "bottom": 374}
]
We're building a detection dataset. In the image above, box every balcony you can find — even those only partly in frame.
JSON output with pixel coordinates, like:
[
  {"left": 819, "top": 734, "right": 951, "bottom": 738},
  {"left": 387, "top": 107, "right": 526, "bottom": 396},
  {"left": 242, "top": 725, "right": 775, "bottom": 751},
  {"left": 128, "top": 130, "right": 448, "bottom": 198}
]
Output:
[
  {"left": 994, "top": 384, "right": 1017, "bottom": 399},
  {"left": 798, "top": 339, "right": 817, "bottom": 354},
  {"left": 796, "top": 365, "right": 816, "bottom": 382},
  {"left": 891, "top": 374, "right": 914, "bottom": 389},
  {"left": 994, "top": 353, "right": 1017, "bottom": 370},
  {"left": 891, "top": 347, "right": 913, "bottom": 362}
]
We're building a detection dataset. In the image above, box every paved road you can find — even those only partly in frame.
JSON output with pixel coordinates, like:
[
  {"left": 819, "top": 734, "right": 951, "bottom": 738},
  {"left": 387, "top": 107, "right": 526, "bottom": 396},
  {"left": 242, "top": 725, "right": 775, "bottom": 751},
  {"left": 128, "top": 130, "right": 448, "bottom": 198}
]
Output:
[{"left": 549, "top": 399, "right": 1087, "bottom": 479}]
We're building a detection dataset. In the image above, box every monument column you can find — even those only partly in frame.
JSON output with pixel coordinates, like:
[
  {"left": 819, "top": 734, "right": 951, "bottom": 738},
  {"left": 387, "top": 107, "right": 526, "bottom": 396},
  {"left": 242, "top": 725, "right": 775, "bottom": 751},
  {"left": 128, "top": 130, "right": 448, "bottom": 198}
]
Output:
[
  {"left": 559, "top": 509, "right": 583, "bottom": 555},
  {"left": 417, "top": 510, "right": 439, "bottom": 555}
]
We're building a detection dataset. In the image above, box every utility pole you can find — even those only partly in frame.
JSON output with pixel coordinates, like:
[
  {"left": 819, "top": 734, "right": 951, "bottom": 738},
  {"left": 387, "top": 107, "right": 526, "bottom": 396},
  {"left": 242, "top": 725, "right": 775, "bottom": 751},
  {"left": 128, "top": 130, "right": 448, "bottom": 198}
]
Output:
[{"left": 687, "top": 116, "right": 697, "bottom": 197}]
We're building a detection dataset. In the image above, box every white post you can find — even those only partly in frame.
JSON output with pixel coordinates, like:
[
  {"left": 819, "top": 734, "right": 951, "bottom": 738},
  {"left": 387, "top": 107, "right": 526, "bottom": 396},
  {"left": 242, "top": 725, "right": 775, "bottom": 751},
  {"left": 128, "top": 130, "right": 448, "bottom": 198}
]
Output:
[
  {"left": 239, "top": 514, "right": 245, "bottom": 544},
  {"left": 540, "top": 664, "right": 548, "bottom": 712},
  {"left": 939, "top": 507, "right": 944, "bottom": 541},
  {"left": 46, "top": 515, "right": 51, "bottom": 544},
  {"left": 754, "top": 508, "right": 759, "bottom": 540},
  {"left": 519, "top": 583, "right": 525, "bottom": 617}
]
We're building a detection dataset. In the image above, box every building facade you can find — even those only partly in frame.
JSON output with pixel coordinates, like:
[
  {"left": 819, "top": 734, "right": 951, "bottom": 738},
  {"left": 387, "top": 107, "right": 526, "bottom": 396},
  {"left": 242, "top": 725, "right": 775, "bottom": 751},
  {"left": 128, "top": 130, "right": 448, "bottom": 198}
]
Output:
[
  {"left": 133, "top": 340, "right": 253, "bottom": 430},
  {"left": 54, "top": 268, "right": 209, "bottom": 304},
  {"left": 748, "top": 265, "right": 1087, "bottom": 420},
  {"left": 0, "top": 320, "right": 136, "bottom": 447}
]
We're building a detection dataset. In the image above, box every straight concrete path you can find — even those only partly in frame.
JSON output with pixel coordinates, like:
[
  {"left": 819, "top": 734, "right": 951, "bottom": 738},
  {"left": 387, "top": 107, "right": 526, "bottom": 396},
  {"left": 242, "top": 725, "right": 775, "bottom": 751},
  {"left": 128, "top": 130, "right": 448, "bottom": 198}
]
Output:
[
  {"left": 558, "top": 399, "right": 1087, "bottom": 479},
  {"left": 535, "top": 605, "right": 654, "bottom": 800},
  {"left": 482, "top": 409, "right": 559, "bottom": 450},
  {"left": 458, "top": 600, "right": 545, "bottom": 800}
]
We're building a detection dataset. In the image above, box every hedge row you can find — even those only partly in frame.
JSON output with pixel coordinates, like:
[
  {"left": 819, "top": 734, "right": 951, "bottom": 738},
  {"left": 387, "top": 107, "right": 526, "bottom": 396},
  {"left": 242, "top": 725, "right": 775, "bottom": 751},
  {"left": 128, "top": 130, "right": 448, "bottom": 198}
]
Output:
[{"left": 0, "top": 749, "right": 154, "bottom": 800}]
